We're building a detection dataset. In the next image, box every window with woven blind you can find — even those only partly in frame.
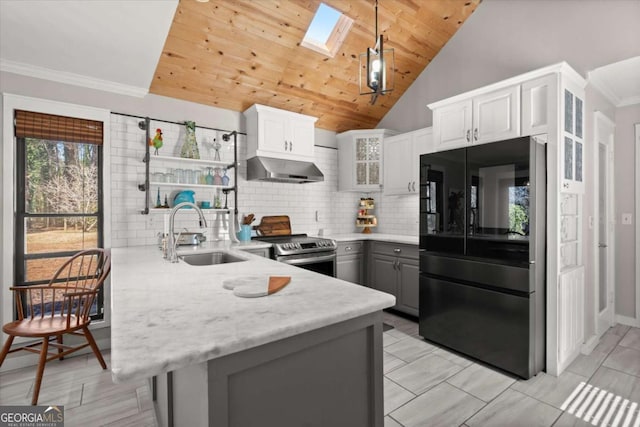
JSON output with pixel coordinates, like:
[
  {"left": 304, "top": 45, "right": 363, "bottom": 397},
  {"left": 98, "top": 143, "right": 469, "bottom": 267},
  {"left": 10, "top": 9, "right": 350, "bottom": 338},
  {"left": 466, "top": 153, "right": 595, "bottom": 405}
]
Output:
[
  {"left": 14, "top": 109, "right": 105, "bottom": 320},
  {"left": 15, "top": 110, "right": 103, "bottom": 145}
]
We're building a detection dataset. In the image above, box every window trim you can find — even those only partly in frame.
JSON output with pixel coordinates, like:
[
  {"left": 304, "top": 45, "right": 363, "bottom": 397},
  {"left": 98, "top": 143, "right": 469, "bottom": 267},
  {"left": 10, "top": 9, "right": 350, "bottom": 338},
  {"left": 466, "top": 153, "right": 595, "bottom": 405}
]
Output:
[{"left": 2, "top": 94, "right": 111, "bottom": 331}]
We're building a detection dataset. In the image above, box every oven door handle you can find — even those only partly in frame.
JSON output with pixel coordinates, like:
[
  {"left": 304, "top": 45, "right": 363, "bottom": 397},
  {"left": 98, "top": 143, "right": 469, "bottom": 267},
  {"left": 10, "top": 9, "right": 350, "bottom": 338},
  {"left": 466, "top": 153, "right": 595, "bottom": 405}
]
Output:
[{"left": 280, "top": 253, "right": 336, "bottom": 265}]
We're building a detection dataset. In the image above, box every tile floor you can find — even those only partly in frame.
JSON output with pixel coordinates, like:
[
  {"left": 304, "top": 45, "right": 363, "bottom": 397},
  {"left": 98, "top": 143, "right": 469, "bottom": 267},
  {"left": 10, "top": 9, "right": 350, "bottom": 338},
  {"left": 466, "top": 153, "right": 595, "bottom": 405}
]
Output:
[
  {"left": 381, "top": 312, "right": 640, "bottom": 427},
  {"left": 0, "top": 312, "right": 638, "bottom": 427}
]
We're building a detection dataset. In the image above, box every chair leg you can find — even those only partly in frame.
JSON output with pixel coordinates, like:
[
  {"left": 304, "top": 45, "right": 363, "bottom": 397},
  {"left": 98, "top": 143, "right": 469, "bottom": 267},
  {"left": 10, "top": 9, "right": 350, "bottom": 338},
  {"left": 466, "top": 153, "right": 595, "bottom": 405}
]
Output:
[
  {"left": 32, "top": 338, "right": 49, "bottom": 406},
  {"left": 56, "top": 335, "right": 64, "bottom": 360},
  {"left": 83, "top": 326, "right": 106, "bottom": 369},
  {"left": 0, "top": 335, "right": 15, "bottom": 366}
]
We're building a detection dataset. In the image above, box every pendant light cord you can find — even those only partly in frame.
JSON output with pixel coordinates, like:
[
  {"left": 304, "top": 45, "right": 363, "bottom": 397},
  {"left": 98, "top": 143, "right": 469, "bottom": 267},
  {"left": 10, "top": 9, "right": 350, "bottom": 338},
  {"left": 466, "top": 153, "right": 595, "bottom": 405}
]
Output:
[{"left": 374, "top": 0, "right": 379, "bottom": 43}]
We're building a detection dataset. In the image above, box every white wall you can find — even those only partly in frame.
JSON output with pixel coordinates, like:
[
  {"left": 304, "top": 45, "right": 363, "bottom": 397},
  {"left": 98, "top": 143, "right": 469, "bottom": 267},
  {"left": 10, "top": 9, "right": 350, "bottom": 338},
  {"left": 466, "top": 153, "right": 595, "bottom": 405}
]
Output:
[
  {"left": 378, "top": 0, "right": 640, "bottom": 132},
  {"left": 614, "top": 104, "right": 640, "bottom": 321}
]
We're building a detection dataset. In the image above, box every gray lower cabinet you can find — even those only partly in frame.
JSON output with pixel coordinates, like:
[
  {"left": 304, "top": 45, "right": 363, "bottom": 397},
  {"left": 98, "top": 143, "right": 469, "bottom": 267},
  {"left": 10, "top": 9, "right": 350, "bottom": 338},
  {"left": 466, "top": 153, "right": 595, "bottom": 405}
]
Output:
[
  {"left": 368, "top": 242, "right": 419, "bottom": 316},
  {"left": 150, "top": 312, "right": 385, "bottom": 427},
  {"left": 336, "top": 241, "right": 364, "bottom": 285}
]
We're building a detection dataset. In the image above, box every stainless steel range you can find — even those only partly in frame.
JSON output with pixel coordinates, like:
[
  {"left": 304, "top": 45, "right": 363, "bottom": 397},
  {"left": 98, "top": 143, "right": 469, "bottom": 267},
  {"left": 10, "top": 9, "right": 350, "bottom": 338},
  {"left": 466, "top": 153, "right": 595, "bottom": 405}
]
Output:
[{"left": 253, "top": 234, "right": 338, "bottom": 277}]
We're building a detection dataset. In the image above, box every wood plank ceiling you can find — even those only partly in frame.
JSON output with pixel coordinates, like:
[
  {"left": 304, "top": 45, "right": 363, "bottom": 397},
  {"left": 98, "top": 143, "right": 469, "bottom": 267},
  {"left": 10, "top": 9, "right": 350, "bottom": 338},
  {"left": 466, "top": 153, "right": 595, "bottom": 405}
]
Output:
[{"left": 150, "top": 0, "right": 480, "bottom": 133}]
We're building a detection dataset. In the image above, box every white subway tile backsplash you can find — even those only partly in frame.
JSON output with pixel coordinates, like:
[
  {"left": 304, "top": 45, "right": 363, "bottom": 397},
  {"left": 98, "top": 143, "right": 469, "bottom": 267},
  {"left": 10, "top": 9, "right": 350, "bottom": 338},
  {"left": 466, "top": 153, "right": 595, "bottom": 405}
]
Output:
[{"left": 109, "top": 116, "right": 419, "bottom": 246}]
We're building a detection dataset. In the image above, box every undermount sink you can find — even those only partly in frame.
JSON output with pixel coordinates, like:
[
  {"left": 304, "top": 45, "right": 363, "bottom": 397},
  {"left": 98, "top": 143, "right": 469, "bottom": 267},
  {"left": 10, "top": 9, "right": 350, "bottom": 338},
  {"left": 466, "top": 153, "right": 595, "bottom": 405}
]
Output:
[{"left": 179, "top": 251, "right": 247, "bottom": 266}]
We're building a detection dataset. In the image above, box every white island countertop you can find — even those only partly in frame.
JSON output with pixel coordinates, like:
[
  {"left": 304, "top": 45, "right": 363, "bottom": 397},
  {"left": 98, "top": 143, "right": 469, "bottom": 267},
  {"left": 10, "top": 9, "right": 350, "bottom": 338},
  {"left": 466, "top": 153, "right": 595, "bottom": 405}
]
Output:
[{"left": 110, "top": 243, "right": 395, "bottom": 383}]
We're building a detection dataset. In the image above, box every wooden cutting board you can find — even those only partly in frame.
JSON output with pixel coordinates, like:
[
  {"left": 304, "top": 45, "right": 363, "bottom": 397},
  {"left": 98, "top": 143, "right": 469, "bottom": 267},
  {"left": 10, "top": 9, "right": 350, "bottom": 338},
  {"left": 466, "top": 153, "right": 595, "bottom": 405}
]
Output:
[{"left": 255, "top": 215, "right": 291, "bottom": 236}]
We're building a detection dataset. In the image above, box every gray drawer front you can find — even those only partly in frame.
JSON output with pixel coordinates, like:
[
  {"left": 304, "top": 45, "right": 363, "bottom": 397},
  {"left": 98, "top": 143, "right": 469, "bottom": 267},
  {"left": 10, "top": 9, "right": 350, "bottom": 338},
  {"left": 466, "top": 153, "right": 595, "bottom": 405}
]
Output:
[
  {"left": 370, "top": 242, "right": 418, "bottom": 259},
  {"left": 337, "top": 241, "right": 364, "bottom": 256}
]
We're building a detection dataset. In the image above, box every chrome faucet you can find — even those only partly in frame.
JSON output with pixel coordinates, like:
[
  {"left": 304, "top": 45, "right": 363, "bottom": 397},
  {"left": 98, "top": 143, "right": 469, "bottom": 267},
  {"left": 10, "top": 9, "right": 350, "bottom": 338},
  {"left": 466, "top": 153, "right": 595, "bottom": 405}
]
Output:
[{"left": 167, "top": 202, "right": 208, "bottom": 263}]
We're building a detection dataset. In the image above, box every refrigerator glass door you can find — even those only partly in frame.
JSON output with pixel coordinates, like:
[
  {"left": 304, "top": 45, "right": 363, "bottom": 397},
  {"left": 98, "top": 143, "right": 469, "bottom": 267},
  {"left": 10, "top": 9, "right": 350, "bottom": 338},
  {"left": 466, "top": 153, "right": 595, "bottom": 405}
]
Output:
[
  {"left": 419, "top": 148, "right": 465, "bottom": 256},
  {"left": 465, "top": 138, "right": 531, "bottom": 266}
]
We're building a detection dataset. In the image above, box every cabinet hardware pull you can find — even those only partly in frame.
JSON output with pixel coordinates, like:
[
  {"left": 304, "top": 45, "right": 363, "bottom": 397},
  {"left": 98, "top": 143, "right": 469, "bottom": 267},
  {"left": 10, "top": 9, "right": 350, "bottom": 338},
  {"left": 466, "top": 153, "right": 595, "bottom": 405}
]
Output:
[
  {"left": 412, "top": 181, "right": 416, "bottom": 192},
  {"left": 345, "top": 246, "right": 352, "bottom": 251},
  {"left": 598, "top": 243, "right": 608, "bottom": 248},
  {"left": 473, "top": 128, "right": 478, "bottom": 141},
  {"left": 284, "top": 141, "right": 288, "bottom": 151},
  {"left": 408, "top": 182, "right": 411, "bottom": 191},
  {"left": 393, "top": 248, "right": 401, "bottom": 253},
  {"left": 289, "top": 141, "right": 293, "bottom": 151},
  {"left": 466, "top": 130, "right": 471, "bottom": 142}
]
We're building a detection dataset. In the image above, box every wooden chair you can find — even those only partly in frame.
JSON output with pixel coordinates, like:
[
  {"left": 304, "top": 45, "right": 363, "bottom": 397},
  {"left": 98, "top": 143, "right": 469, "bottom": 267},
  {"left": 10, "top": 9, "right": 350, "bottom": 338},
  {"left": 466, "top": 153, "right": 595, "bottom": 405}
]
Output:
[{"left": 0, "top": 248, "right": 111, "bottom": 405}]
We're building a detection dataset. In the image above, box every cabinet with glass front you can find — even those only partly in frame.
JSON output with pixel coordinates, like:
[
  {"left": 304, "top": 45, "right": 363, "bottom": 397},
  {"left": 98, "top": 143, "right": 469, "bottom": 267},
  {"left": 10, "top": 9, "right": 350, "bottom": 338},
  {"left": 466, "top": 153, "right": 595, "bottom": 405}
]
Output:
[{"left": 337, "top": 129, "right": 397, "bottom": 192}]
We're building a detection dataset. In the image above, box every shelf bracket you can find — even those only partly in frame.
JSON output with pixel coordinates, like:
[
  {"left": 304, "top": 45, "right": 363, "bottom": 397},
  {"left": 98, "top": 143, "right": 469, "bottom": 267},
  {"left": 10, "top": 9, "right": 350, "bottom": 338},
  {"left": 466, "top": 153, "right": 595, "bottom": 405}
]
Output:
[{"left": 140, "top": 117, "right": 151, "bottom": 215}]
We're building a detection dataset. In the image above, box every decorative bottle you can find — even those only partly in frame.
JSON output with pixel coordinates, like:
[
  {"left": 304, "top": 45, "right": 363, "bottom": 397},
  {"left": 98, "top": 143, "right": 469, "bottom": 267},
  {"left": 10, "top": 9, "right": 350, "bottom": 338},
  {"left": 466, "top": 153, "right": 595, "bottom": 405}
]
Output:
[{"left": 180, "top": 121, "right": 200, "bottom": 159}]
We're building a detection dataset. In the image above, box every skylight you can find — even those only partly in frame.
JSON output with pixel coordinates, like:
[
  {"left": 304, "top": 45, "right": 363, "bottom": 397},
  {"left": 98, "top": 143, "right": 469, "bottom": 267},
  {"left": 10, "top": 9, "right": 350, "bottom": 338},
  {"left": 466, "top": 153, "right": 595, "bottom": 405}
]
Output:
[{"left": 301, "top": 3, "right": 353, "bottom": 58}]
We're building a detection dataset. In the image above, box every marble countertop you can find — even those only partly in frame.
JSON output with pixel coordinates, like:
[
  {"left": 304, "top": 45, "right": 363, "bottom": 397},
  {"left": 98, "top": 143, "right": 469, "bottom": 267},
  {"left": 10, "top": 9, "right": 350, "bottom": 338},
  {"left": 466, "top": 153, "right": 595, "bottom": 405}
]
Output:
[
  {"left": 325, "top": 233, "right": 419, "bottom": 245},
  {"left": 110, "top": 243, "right": 395, "bottom": 383}
]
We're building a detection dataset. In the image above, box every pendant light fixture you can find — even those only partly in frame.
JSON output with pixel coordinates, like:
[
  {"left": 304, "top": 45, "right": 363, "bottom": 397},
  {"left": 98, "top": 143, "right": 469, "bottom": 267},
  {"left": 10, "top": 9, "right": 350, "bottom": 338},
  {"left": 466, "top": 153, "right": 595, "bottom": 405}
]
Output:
[{"left": 359, "top": 0, "right": 394, "bottom": 105}]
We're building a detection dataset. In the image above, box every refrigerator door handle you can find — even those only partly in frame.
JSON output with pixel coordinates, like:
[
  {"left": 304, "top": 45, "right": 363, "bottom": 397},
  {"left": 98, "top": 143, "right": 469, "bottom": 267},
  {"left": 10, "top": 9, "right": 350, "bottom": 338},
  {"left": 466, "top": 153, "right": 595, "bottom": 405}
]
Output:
[{"left": 529, "top": 260, "right": 535, "bottom": 264}]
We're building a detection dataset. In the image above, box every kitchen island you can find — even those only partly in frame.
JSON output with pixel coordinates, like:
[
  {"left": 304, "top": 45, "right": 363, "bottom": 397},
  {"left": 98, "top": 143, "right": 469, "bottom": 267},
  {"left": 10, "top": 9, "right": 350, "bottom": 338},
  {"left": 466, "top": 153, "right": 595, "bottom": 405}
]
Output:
[{"left": 110, "top": 243, "right": 395, "bottom": 427}]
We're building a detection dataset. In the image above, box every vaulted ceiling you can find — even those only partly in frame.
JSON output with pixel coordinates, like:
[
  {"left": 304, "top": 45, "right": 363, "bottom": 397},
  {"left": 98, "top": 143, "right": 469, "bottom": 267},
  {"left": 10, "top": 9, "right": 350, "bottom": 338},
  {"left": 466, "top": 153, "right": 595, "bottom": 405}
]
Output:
[{"left": 150, "top": 0, "right": 481, "bottom": 132}]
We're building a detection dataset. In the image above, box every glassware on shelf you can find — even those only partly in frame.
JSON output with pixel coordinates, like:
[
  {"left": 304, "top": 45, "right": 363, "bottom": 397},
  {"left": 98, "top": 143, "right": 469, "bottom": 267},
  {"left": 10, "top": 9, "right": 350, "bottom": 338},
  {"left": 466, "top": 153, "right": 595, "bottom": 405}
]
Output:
[
  {"left": 184, "top": 169, "right": 195, "bottom": 184},
  {"left": 221, "top": 169, "right": 230, "bottom": 186},
  {"left": 214, "top": 189, "right": 222, "bottom": 208},
  {"left": 194, "top": 169, "right": 203, "bottom": 185},
  {"left": 205, "top": 167, "right": 214, "bottom": 185},
  {"left": 174, "top": 168, "right": 185, "bottom": 183},
  {"left": 213, "top": 168, "right": 223, "bottom": 185},
  {"left": 166, "top": 172, "right": 177, "bottom": 183},
  {"left": 151, "top": 172, "right": 166, "bottom": 182}
]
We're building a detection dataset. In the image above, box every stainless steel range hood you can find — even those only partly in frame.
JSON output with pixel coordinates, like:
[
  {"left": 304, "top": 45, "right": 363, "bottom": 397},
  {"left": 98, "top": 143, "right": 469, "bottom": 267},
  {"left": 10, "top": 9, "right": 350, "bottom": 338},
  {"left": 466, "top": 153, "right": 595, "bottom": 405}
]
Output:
[{"left": 247, "top": 156, "right": 324, "bottom": 183}]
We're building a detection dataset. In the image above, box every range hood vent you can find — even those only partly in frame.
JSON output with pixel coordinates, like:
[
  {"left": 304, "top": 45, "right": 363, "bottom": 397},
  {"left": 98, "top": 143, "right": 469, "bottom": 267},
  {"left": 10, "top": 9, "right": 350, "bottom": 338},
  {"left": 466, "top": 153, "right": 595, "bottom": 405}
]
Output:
[{"left": 247, "top": 156, "right": 324, "bottom": 183}]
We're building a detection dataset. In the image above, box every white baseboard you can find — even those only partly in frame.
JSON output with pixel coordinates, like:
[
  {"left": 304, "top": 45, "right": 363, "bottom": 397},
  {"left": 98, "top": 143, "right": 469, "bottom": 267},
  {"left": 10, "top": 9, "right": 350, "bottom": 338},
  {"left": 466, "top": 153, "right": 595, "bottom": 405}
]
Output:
[
  {"left": 0, "top": 337, "right": 111, "bottom": 373},
  {"left": 581, "top": 334, "right": 599, "bottom": 354},
  {"left": 616, "top": 314, "right": 640, "bottom": 328}
]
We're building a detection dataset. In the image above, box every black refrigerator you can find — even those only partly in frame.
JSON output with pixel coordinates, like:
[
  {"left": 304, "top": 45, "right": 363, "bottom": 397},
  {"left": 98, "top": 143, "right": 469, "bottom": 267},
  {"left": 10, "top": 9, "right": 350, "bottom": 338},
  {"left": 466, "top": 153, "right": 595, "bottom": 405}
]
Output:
[{"left": 419, "top": 137, "right": 546, "bottom": 379}]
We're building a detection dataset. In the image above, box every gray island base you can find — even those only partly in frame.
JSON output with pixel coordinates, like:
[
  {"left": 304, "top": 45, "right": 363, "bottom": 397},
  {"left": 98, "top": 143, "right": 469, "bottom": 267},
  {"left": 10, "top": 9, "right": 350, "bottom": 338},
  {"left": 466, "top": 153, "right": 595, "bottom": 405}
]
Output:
[{"left": 153, "top": 312, "right": 383, "bottom": 427}]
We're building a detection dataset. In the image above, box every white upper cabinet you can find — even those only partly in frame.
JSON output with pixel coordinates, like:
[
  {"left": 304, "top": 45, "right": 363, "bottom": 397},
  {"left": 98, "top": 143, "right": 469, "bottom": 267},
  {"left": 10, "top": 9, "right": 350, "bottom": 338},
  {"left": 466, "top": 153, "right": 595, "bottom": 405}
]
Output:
[
  {"left": 383, "top": 127, "right": 433, "bottom": 196},
  {"left": 432, "top": 100, "right": 472, "bottom": 150},
  {"left": 522, "top": 74, "right": 557, "bottom": 137},
  {"left": 473, "top": 86, "right": 520, "bottom": 143},
  {"left": 561, "top": 84, "right": 585, "bottom": 193},
  {"left": 431, "top": 86, "right": 520, "bottom": 150},
  {"left": 337, "top": 129, "right": 397, "bottom": 192},
  {"left": 244, "top": 104, "right": 317, "bottom": 161}
]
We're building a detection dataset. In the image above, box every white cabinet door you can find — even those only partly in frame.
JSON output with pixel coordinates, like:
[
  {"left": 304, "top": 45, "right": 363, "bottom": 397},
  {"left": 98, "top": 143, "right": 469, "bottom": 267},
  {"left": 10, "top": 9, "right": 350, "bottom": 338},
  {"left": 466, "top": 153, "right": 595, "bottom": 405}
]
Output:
[
  {"left": 522, "top": 74, "right": 556, "bottom": 137},
  {"left": 383, "top": 134, "right": 413, "bottom": 195},
  {"left": 289, "top": 118, "right": 315, "bottom": 158},
  {"left": 433, "top": 99, "right": 472, "bottom": 150},
  {"left": 260, "top": 110, "right": 288, "bottom": 155},
  {"left": 338, "top": 130, "right": 396, "bottom": 192},
  {"left": 560, "top": 87, "right": 585, "bottom": 193},
  {"left": 383, "top": 127, "right": 432, "bottom": 196},
  {"left": 473, "top": 86, "right": 520, "bottom": 144}
]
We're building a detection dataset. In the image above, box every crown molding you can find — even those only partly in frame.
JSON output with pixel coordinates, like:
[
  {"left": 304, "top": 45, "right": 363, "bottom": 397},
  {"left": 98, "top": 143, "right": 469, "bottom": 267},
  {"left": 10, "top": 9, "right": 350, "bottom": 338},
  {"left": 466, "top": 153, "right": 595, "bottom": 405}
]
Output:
[
  {"left": 0, "top": 59, "right": 148, "bottom": 98},
  {"left": 588, "top": 69, "right": 640, "bottom": 108}
]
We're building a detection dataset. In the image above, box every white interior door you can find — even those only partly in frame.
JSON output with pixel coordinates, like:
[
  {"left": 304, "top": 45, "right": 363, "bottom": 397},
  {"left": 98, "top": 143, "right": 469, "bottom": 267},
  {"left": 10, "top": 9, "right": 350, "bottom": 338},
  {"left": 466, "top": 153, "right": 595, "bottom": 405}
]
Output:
[{"left": 595, "top": 113, "right": 615, "bottom": 337}]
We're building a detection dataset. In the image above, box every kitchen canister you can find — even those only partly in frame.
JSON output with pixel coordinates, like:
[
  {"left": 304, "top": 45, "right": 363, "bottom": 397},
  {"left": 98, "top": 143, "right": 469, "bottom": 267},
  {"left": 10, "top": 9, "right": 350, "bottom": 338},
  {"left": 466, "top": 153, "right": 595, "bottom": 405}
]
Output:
[{"left": 237, "top": 224, "right": 251, "bottom": 241}]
